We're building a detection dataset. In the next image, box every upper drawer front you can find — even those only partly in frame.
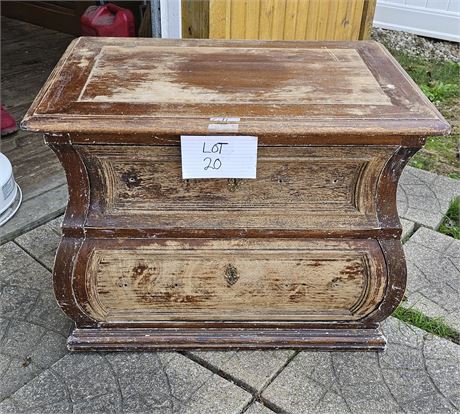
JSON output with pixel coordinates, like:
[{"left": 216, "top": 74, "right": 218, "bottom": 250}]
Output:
[
  {"left": 79, "top": 238, "right": 387, "bottom": 323},
  {"left": 80, "top": 145, "right": 395, "bottom": 231}
]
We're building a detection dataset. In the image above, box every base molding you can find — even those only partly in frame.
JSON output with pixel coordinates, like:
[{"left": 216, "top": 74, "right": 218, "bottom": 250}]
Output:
[{"left": 68, "top": 327, "right": 386, "bottom": 352}]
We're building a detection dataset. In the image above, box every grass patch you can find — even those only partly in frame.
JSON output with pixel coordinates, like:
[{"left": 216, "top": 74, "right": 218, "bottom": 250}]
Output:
[
  {"left": 420, "top": 82, "right": 457, "bottom": 103},
  {"left": 391, "top": 53, "right": 459, "bottom": 102},
  {"left": 393, "top": 305, "right": 459, "bottom": 343},
  {"left": 409, "top": 134, "right": 460, "bottom": 177},
  {"left": 389, "top": 52, "right": 460, "bottom": 178},
  {"left": 439, "top": 196, "right": 460, "bottom": 239}
]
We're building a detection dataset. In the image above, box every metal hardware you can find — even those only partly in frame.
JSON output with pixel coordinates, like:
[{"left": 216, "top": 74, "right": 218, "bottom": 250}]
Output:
[
  {"left": 227, "top": 178, "right": 241, "bottom": 192},
  {"left": 224, "top": 264, "right": 239, "bottom": 285}
]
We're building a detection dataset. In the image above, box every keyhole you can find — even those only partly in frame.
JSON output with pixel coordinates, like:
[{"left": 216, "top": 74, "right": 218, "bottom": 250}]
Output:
[{"left": 224, "top": 264, "right": 239, "bottom": 286}]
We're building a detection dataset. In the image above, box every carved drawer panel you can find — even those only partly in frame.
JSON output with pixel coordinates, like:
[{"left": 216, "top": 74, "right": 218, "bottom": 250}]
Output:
[
  {"left": 78, "top": 238, "right": 387, "bottom": 323},
  {"left": 80, "top": 145, "right": 396, "bottom": 231}
]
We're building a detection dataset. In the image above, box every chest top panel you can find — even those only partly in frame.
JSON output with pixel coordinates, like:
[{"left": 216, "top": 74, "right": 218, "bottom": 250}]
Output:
[
  {"left": 22, "top": 37, "right": 448, "bottom": 139},
  {"left": 79, "top": 46, "right": 388, "bottom": 106}
]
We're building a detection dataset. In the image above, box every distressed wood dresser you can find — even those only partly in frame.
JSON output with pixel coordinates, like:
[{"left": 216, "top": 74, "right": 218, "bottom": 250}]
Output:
[{"left": 22, "top": 38, "right": 449, "bottom": 351}]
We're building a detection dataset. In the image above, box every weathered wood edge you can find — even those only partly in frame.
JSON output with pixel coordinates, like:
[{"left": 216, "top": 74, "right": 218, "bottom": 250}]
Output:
[
  {"left": 363, "top": 239, "right": 407, "bottom": 322},
  {"left": 21, "top": 37, "right": 81, "bottom": 130},
  {"left": 359, "top": 144, "right": 413, "bottom": 323},
  {"left": 45, "top": 132, "right": 431, "bottom": 147},
  {"left": 67, "top": 326, "right": 385, "bottom": 352},
  {"left": 48, "top": 141, "right": 97, "bottom": 327},
  {"left": 47, "top": 140, "right": 88, "bottom": 229},
  {"left": 376, "top": 42, "right": 451, "bottom": 132},
  {"left": 376, "top": 145, "right": 420, "bottom": 230},
  {"left": 24, "top": 119, "right": 450, "bottom": 141},
  {"left": 63, "top": 227, "right": 402, "bottom": 240}
]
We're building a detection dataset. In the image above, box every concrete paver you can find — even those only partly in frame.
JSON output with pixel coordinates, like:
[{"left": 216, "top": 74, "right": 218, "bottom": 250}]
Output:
[
  {"left": 0, "top": 352, "right": 252, "bottom": 413},
  {"left": 397, "top": 166, "right": 460, "bottom": 230},
  {"left": 0, "top": 242, "right": 71, "bottom": 400},
  {"left": 0, "top": 185, "right": 67, "bottom": 244},
  {"left": 244, "top": 401, "right": 276, "bottom": 414},
  {"left": 14, "top": 217, "right": 62, "bottom": 271},
  {"left": 404, "top": 227, "right": 460, "bottom": 332},
  {"left": 400, "top": 218, "right": 416, "bottom": 242},
  {"left": 261, "top": 318, "right": 459, "bottom": 414},
  {"left": 188, "top": 349, "right": 295, "bottom": 392}
]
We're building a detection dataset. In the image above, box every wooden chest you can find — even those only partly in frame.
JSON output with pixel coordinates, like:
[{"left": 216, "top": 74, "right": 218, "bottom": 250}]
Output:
[{"left": 22, "top": 38, "right": 449, "bottom": 351}]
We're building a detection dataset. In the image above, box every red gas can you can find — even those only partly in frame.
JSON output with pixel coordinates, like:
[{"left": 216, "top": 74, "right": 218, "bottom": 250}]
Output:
[{"left": 80, "top": 4, "right": 135, "bottom": 37}]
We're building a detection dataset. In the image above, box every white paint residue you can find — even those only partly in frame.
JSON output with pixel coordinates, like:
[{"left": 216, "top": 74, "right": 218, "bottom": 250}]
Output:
[
  {"left": 208, "top": 124, "right": 239, "bottom": 132},
  {"left": 209, "top": 117, "right": 240, "bottom": 122},
  {"left": 77, "top": 57, "right": 90, "bottom": 68},
  {"left": 323, "top": 47, "right": 340, "bottom": 62}
]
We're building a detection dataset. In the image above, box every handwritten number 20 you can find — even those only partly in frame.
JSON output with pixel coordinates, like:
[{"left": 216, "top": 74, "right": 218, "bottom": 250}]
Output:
[{"left": 204, "top": 157, "right": 222, "bottom": 170}]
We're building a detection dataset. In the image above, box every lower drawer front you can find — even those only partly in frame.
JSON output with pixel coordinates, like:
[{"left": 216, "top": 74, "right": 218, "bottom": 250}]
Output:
[{"left": 82, "top": 239, "right": 387, "bottom": 322}]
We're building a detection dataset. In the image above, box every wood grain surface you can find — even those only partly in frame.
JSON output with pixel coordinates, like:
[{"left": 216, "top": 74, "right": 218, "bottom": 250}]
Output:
[
  {"left": 82, "top": 238, "right": 386, "bottom": 322},
  {"left": 22, "top": 38, "right": 449, "bottom": 139},
  {"left": 78, "top": 145, "right": 394, "bottom": 232}
]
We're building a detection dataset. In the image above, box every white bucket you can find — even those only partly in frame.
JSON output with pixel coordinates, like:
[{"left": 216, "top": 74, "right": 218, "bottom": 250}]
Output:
[{"left": 0, "top": 152, "right": 22, "bottom": 226}]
